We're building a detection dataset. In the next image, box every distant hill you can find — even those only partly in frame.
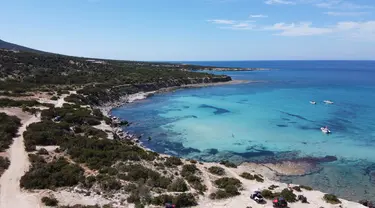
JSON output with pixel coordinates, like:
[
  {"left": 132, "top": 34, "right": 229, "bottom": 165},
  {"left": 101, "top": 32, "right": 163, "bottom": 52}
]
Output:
[{"left": 0, "top": 39, "right": 47, "bottom": 54}]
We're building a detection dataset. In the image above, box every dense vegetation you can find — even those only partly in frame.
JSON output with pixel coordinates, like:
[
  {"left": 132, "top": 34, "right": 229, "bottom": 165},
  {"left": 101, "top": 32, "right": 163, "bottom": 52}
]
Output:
[
  {"left": 41, "top": 196, "right": 59, "bottom": 206},
  {"left": 261, "top": 188, "right": 297, "bottom": 202},
  {"left": 210, "top": 177, "right": 242, "bottom": 199},
  {"left": 208, "top": 166, "right": 225, "bottom": 176},
  {"left": 324, "top": 194, "right": 341, "bottom": 204},
  {"left": 0, "top": 49, "right": 236, "bottom": 207},
  {"left": 20, "top": 157, "right": 84, "bottom": 189},
  {"left": 240, "top": 172, "right": 264, "bottom": 182},
  {"left": 0, "top": 112, "right": 21, "bottom": 151},
  {"left": 0, "top": 49, "right": 231, "bottom": 105}
]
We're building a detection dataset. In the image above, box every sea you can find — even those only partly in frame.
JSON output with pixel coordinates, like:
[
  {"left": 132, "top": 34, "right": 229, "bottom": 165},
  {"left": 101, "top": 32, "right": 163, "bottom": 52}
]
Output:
[{"left": 111, "top": 61, "right": 375, "bottom": 201}]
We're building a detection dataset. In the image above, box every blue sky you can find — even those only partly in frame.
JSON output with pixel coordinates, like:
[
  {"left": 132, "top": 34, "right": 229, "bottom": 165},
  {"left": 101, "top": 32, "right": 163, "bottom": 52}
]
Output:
[{"left": 1, "top": 0, "right": 375, "bottom": 60}]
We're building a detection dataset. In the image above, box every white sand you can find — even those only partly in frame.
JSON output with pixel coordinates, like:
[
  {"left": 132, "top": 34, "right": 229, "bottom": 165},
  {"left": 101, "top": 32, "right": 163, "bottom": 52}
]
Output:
[
  {"left": 94, "top": 121, "right": 114, "bottom": 140},
  {"left": 197, "top": 163, "right": 366, "bottom": 208},
  {"left": 0, "top": 113, "right": 42, "bottom": 208},
  {"left": 127, "top": 91, "right": 156, "bottom": 103}
]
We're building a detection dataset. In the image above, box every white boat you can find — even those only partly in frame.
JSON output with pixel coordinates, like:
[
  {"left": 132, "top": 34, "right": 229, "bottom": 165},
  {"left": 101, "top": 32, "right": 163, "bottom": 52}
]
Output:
[
  {"left": 310, "top": 101, "right": 316, "bottom": 105},
  {"left": 324, "top": 100, "right": 334, "bottom": 104},
  {"left": 321, "top": 127, "right": 331, "bottom": 134}
]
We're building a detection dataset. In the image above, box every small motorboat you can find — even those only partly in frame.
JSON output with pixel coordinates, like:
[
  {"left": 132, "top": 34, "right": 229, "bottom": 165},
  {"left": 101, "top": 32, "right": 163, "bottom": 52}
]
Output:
[
  {"left": 324, "top": 100, "right": 334, "bottom": 104},
  {"left": 310, "top": 101, "right": 316, "bottom": 105},
  {"left": 321, "top": 126, "right": 331, "bottom": 134}
]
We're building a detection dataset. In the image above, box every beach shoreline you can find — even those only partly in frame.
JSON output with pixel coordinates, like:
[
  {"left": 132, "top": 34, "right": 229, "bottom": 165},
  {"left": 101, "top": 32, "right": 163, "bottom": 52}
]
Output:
[{"left": 98, "top": 80, "right": 370, "bottom": 207}]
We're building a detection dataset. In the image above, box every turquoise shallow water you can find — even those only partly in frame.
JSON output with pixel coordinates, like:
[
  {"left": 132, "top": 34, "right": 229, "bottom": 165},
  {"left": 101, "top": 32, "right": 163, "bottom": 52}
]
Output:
[{"left": 112, "top": 61, "right": 375, "bottom": 201}]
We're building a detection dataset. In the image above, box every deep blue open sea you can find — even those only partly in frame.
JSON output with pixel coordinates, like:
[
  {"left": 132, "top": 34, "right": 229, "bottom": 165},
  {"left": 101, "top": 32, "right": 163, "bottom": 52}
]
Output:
[{"left": 112, "top": 61, "right": 375, "bottom": 201}]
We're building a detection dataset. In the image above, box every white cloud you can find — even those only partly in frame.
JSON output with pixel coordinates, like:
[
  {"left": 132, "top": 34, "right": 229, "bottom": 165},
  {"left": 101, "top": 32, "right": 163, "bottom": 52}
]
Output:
[
  {"left": 207, "top": 19, "right": 255, "bottom": 30},
  {"left": 261, "top": 20, "right": 375, "bottom": 40},
  {"left": 315, "top": 0, "right": 373, "bottom": 10},
  {"left": 324, "top": 11, "right": 368, "bottom": 16},
  {"left": 264, "top": 22, "right": 332, "bottom": 36},
  {"left": 265, "top": 0, "right": 295, "bottom": 5},
  {"left": 207, "top": 19, "right": 235, "bottom": 24},
  {"left": 249, "top": 14, "right": 268, "bottom": 18}
]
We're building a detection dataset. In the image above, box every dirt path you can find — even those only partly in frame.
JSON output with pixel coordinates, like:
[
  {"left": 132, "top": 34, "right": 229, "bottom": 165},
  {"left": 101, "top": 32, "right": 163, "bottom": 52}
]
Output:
[{"left": 0, "top": 114, "right": 42, "bottom": 208}]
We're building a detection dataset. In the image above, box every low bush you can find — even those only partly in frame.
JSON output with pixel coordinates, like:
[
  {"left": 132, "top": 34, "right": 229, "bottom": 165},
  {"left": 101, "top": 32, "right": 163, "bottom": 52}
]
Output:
[
  {"left": 20, "top": 157, "right": 84, "bottom": 189},
  {"left": 298, "top": 195, "right": 308, "bottom": 203},
  {"left": 185, "top": 175, "right": 207, "bottom": 193},
  {"left": 299, "top": 185, "right": 313, "bottom": 191},
  {"left": 117, "top": 164, "right": 171, "bottom": 189},
  {"left": 208, "top": 166, "right": 225, "bottom": 176},
  {"left": 0, "top": 98, "right": 40, "bottom": 108},
  {"left": 51, "top": 96, "right": 59, "bottom": 101},
  {"left": 323, "top": 194, "right": 341, "bottom": 204},
  {"left": 41, "top": 196, "right": 59, "bottom": 206},
  {"left": 214, "top": 177, "right": 242, "bottom": 189},
  {"left": 99, "top": 177, "right": 122, "bottom": 191},
  {"left": 210, "top": 177, "right": 242, "bottom": 199},
  {"left": 164, "top": 156, "right": 183, "bottom": 167},
  {"left": 0, "top": 112, "right": 21, "bottom": 151},
  {"left": 151, "top": 193, "right": 197, "bottom": 207},
  {"left": 167, "top": 178, "right": 188, "bottom": 192},
  {"left": 240, "top": 172, "right": 254, "bottom": 180},
  {"left": 0, "top": 157, "right": 10, "bottom": 175},
  {"left": 261, "top": 189, "right": 274, "bottom": 199},
  {"left": 37, "top": 148, "right": 49, "bottom": 155},
  {"left": 219, "top": 160, "right": 237, "bottom": 168},
  {"left": 181, "top": 164, "right": 198, "bottom": 177},
  {"left": 292, "top": 186, "right": 302, "bottom": 192},
  {"left": 240, "top": 172, "right": 264, "bottom": 182},
  {"left": 278, "top": 188, "right": 297, "bottom": 202},
  {"left": 268, "top": 185, "right": 279, "bottom": 190}
]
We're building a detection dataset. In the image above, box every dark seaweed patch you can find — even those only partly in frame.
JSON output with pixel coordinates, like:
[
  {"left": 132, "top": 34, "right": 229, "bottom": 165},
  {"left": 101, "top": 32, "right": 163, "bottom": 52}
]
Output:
[
  {"left": 199, "top": 104, "right": 230, "bottom": 115},
  {"left": 280, "top": 111, "right": 314, "bottom": 122}
]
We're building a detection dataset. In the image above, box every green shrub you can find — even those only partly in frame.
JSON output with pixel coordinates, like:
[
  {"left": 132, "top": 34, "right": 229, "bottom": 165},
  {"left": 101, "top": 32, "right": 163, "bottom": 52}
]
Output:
[
  {"left": 20, "top": 157, "right": 84, "bottom": 189},
  {"left": 292, "top": 186, "right": 302, "bottom": 192},
  {"left": 164, "top": 156, "right": 183, "bottom": 167},
  {"left": 51, "top": 96, "right": 59, "bottom": 101},
  {"left": 151, "top": 193, "right": 197, "bottom": 207},
  {"left": 240, "top": 172, "right": 264, "bottom": 182},
  {"left": 323, "top": 194, "right": 341, "bottom": 204},
  {"left": 167, "top": 178, "right": 188, "bottom": 192},
  {"left": 0, "top": 98, "right": 40, "bottom": 108},
  {"left": 299, "top": 185, "right": 313, "bottom": 191},
  {"left": 240, "top": 172, "right": 254, "bottom": 180},
  {"left": 83, "top": 176, "right": 96, "bottom": 188},
  {"left": 181, "top": 164, "right": 198, "bottom": 177},
  {"left": 99, "top": 177, "right": 122, "bottom": 191},
  {"left": 118, "top": 164, "right": 171, "bottom": 189},
  {"left": 41, "top": 196, "right": 59, "bottom": 206},
  {"left": 214, "top": 177, "right": 242, "bottom": 189},
  {"left": 0, "top": 157, "right": 10, "bottom": 175},
  {"left": 219, "top": 160, "right": 237, "bottom": 168},
  {"left": 254, "top": 174, "right": 264, "bottom": 182},
  {"left": 37, "top": 148, "right": 49, "bottom": 155},
  {"left": 208, "top": 166, "right": 225, "bottom": 176},
  {"left": 185, "top": 175, "right": 207, "bottom": 193},
  {"left": 268, "top": 185, "right": 279, "bottom": 190},
  {"left": 279, "top": 188, "right": 297, "bottom": 202},
  {"left": 261, "top": 189, "right": 274, "bottom": 199},
  {"left": 0, "top": 112, "right": 21, "bottom": 151}
]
